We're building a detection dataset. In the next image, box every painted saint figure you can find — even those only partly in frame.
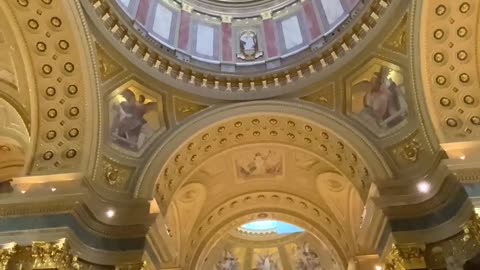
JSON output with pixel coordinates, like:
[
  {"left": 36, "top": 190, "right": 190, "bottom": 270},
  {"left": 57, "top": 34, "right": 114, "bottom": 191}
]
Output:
[
  {"left": 295, "top": 243, "right": 323, "bottom": 270},
  {"left": 237, "top": 30, "right": 264, "bottom": 61},
  {"left": 110, "top": 89, "right": 157, "bottom": 150},
  {"left": 255, "top": 254, "right": 279, "bottom": 270},
  {"left": 214, "top": 250, "right": 239, "bottom": 270},
  {"left": 352, "top": 66, "right": 407, "bottom": 130}
]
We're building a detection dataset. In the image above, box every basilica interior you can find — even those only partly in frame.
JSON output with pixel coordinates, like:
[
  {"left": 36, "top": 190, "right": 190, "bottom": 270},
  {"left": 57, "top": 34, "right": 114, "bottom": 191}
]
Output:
[{"left": 1, "top": 0, "right": 480, "bottom": 269}]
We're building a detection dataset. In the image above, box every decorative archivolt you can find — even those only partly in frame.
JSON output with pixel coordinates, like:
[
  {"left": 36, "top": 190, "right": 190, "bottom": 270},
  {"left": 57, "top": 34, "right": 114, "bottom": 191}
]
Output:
[
  {"left": 185, "top": 191, "right": 350, "bottom": 270},
  {"left": 417, "top": 0, "right": 480, "bottom": 143},
  {"left": 138, "top": 101, "right": 393, "bottom": 214},
  {"left": 0, "top": 0, "right": 100, "bottom": 176}
]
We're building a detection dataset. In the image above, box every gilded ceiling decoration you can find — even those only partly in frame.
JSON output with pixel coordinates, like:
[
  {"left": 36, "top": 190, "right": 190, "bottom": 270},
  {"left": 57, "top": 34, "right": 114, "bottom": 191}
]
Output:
[
  {"left": 147, "top": 112, "right": 383, "bottom": 213},
  {"left": 1, "top": 0, "right": 100, "bottom": 176},
  {"left": 187, "top": 192, "right": 349, "bottom": 269},
  {"left": 418, "top": 0, "right": 480, "bottom": 143},
  {"left": 382, "top": 13, "right": 408, "bottom": 55},
  {"left": 81, "top": 0, "right": 395, "bottom": 98},
  {"left": 206, "top": 232, "right": 337, "bottom": 270},
  {"left": 300, "top": 83, "right": 335, "bottom": 109},
  {"left": 102, "top": 157, "right": 132, "bottom": 190},
  {"left": 114, "top": 0, "right": 360, "bottom": 69},
  {"left": 0, "top": 238, "right": 147, "bottom": 270},
  {"left": 173, "top": 96, "right": 209, "bottom": 123},
  {"left": 95, "top": 42, "right": 123, "bottom": 82},
  {"left": 1, "top": 0, "right": 479, "bottom": 268}
]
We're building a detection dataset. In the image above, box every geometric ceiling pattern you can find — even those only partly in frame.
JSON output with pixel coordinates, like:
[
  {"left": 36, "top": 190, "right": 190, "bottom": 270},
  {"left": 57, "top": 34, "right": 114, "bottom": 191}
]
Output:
[{"left": 0, "top": 0, "right": 480, "bottom": 269}]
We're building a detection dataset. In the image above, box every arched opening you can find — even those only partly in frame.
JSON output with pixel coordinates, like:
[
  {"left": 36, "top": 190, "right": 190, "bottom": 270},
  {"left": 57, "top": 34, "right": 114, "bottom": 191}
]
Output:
[{"left": 141, "top": 102, "right": 391, "bottom": 269}]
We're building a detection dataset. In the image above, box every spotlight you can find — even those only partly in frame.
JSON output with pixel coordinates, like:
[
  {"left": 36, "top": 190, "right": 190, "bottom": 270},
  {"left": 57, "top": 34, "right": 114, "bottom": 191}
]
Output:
[
  {"left": 106, "top": 209, "right": 115, "bottom": 218},
  {"left": 417, "top": 181, "right": 431, "bottom": 194}
]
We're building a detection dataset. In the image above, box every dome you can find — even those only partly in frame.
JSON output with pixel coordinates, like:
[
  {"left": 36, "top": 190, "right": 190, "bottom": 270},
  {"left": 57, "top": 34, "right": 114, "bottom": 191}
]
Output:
[{"left": 114, "top": 0, "right": 363, "bottom": 73}]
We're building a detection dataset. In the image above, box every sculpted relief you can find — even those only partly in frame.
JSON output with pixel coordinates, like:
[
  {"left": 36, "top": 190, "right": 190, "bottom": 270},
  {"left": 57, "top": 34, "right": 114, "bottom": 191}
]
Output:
[{"left": 350, "top": 62, "right": 408, "bottom": 136}]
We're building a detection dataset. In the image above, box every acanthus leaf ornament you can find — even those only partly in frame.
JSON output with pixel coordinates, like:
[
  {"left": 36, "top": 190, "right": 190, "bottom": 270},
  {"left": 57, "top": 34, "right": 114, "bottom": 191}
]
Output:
[{"left": 237, "top": 30, "right": 264, "bottom": 61}]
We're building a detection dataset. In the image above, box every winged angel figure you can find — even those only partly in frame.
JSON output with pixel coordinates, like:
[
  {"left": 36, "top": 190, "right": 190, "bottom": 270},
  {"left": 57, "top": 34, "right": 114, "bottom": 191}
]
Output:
[
  {"left": 214, "top": 250, "right": 239, "bottom": 270},
  {"left": 110, "top": 89, "right": 157, "bottom": 150},
  {"left": 255, "top": 254, "right": 279, "bottom": 270},
  {"left": 295, "top": 243, "right": 323, "bottom": 270}
]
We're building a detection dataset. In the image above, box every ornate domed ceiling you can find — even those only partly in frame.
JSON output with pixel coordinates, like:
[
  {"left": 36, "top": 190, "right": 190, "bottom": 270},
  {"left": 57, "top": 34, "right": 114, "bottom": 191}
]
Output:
[
  {"left": 84, "top": 0, "right": 395, "bottom": 98},
  {"left": 115, "top": 0, "right": 361, "bottom": 71},
  {"left": 204, "top": 221, "right": 338, "bottom": 270}
]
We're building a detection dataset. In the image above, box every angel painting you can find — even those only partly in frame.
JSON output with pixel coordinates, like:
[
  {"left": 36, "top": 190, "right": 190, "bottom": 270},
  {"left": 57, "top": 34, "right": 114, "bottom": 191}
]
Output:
[
  {"left": 352, "top": 66, "right": 408, "bottom": 132},
  {"left": 214, "top": 250, "right": 239, "bottom": 270},
  {"left": 294, "top": 243, "right": 323, "bottom": 270},
  {"left": 110, "top": 89, "right": 158, "bottom": 151},
  {"left": 254, "top": 254, "right": 280, "bottom": 270},
  {"left": 235, "top": 150, "right": 283, "bottom": 180}
]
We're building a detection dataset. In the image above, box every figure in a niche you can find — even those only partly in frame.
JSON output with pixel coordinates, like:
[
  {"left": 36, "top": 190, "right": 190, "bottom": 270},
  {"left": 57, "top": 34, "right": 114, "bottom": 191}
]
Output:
[
  {"left": 295, "top": 243, "right": 323, "bottom": 270},
  {"left": 237, "top": 30, "right": 264, "bottom": 61},
  {"left": 110, "top": 89, "right": 157, "bottom": 150},
  {"left": 352, "top": 66, "right": 407, "bottom": 130},
  {"left": 214, "top": 250, "right": 239, "bottom": 270}
]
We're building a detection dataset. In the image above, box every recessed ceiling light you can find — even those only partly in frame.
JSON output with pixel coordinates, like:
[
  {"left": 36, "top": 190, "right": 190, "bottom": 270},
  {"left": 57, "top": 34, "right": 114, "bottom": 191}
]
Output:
[
  {"left": 51, "top": 187, "right": 57, "bottom": 192},
  {"left": 20, "top": 190, "right": 26, "bottom": 194},
  {"left": 417, "top": 181, "right": 431, "bottom": 194},
  {"left": 460, "top": 155, "right": 466, "bottom": 160},
  {"left": 375, "top": 266, "right": 383, "bottom": 270},
  {"left": 106, "top": 209, "right": 115, "bottom": 218}
]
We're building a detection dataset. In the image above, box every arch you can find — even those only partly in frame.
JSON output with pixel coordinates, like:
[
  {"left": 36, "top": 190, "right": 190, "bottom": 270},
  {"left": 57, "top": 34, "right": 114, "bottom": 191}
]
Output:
[
  {"left": 137, "top": 101, "right": 392, "bottom": 213},
  {"left": 0, "top": 0, "right": 100, "bottom": 177},
  {"left": 184, "top": 191, "right": 351, "bottom": 270}
]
